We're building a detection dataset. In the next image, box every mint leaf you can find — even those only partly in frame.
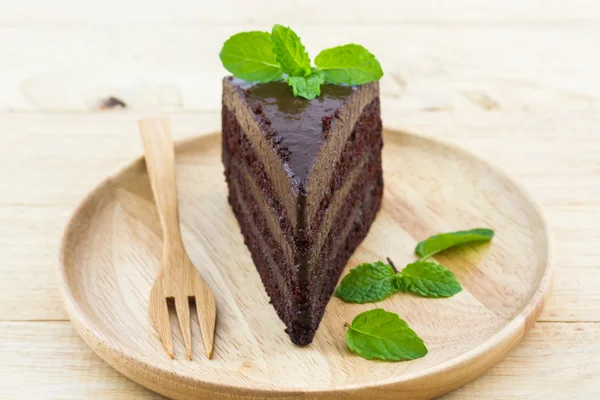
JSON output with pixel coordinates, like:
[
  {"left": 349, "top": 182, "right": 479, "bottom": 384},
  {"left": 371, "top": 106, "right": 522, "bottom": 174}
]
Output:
[
  {"left": 335, "top": 261, "right": 402, "bottom": 303},
  {"left": 345, "top": 309, "right": 428, "bottom": 361},
  {"left": 286, "top": 69, "right": 324, "bottom": 100},
  {"left": 315, "top": 44, "right": 383, "bottom": 85},
  {"left": 395, "top": 273, "right": 409, "bottom": 293},
  {"left": 271, "top": 24, "right": 311, "bottom": 77},
  {"left": 399, "top": 261, "right": 462, "bottom": 298},
  {"left": 415, "top": 228, "right": 495, "bottom": 259},
  {"left": 219, "top": 31, "right": 282, "bottom": 82}
]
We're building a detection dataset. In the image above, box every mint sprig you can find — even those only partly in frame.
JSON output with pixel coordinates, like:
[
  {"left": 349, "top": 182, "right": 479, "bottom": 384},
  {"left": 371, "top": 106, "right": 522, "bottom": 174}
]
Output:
[
  {"left": 336, "top": 259, "right": 461, "bottom": 302},
  {"left": 220, "top": 25, "right": 383, "bottom": 100},
  {"left": 345, "top": 309, "right": 428, "bottom": 361},
  {"left": 415, "top": 228, "right": 495, "bottom": 259},
  {"left": 336, "top": 227, "right": 494, "bottom": 304}
]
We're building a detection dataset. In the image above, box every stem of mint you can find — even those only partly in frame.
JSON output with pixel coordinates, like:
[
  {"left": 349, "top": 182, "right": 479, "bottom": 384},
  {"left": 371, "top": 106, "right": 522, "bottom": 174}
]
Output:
[
  {"left": 344, "top": 322, "right": 352, "bottom": 329},
  {"left": 386, "top": 257, "right": 399, "bottom": 274}
]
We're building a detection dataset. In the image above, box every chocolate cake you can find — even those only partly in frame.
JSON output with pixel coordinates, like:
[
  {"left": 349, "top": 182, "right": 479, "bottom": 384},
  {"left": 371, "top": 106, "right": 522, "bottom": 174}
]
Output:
[{"left": 222, "top": 77, "right": 383, "bottom": 345}]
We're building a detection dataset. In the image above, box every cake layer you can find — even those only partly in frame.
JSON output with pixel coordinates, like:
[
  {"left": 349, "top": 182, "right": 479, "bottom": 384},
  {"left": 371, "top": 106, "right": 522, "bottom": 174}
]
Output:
[
  {"left": 223, "top": 78, "right": 299, "bottom": 229},
  {"left": 304, "top": 84, "right": 380, "bottom": 224},
  {"left": 222, "top": 102, "right": 294, "bottom": 241},
  {"left": 310, "top": 153, "right": 383, "bottom": 304},
  {"left": 307, "top": 98, "right": 382, "bottom": 260},
  {"left": 228, "top": 180, "right": 294, "bottom": 331},
  {"left": 308, "top": 171, "right": 383, "bottom": 337},
  {"left": 228, "top": 160, "right": 296, "bottom": 288},
  {"left": 226, "top": 154, "right": 383, "bottom": 345},
  {"left": 293, "top": 169, "right": 383, "bottom": 343}
]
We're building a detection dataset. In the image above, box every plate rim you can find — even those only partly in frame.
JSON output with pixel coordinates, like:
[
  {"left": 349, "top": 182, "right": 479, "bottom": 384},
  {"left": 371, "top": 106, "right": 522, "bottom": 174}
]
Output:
[{"left": 57, "top": 128, "right": 554, "bottom": 398}]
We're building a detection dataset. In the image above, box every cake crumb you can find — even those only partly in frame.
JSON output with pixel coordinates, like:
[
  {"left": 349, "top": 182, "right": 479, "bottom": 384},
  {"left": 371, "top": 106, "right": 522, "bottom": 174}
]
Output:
[
  {"left": 252, "top": 102, "right": 263, "bottom": 114},
  {"left": 334, "top": 109, "right": 341, "bottom": 119},
  {"left": 264, "top": 126, "right": 277, "bottom": 139},
  {"left": 321, "top": 114, "right": 335, "bottom": 137},
  {"left": 279, "top": 147, "right": 291, "bottom": 162}
]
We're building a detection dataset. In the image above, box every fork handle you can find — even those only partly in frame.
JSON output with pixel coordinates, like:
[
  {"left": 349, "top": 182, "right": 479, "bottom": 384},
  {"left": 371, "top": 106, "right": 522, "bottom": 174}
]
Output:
[{"left": 138, "top": 118, "right": 183, "bottom": 245}]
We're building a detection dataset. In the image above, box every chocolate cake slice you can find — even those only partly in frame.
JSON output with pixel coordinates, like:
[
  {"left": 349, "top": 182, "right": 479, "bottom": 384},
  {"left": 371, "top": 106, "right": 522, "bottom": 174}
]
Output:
[{"left": 222, "top": 77, "right": 383, "bottom": 345}]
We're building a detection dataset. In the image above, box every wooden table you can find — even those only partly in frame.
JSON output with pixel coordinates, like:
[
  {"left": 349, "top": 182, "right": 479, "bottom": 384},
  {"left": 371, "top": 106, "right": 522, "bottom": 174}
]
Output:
[{"left": 1, "top": 1, "right": 599, "bottom": 398}]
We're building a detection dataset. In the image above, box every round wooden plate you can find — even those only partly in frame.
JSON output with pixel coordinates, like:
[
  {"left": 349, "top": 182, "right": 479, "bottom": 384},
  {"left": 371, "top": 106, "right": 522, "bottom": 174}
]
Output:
[{"left": 58, "top": 129, "right": 552, "bottom": 400}]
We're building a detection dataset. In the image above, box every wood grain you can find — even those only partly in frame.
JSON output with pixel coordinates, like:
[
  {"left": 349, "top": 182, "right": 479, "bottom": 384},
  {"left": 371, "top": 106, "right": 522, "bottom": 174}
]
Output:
[
  {"left": 2, "top": 0, "right": 599, "bottom": 24},
  {"left": 0, "top": 321, "right": 164, "bottom": 399},
  {"left": 1, "top": 24, "right": 599, "bottom": 112},
  {"left": 57, "top": 129, "right": 551, "bottom": 399},
  {"left": 2, "top": 1, "right": 600, "bottom": 395},
  {"left": 2, "top": 321, "right": 598, "bottom": 400}
]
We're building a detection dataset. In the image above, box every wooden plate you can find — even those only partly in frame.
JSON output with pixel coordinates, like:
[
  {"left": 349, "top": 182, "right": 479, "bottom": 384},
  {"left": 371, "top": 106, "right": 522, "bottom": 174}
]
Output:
[{"left": 58, "top": 129, "right": 552, "bottom": 400}]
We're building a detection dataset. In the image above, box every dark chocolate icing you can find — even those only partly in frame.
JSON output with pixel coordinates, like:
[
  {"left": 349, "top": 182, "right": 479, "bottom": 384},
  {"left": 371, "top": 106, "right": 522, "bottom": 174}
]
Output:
[{"left": 231, "top": 79, "right": 355, "bottom": 185}]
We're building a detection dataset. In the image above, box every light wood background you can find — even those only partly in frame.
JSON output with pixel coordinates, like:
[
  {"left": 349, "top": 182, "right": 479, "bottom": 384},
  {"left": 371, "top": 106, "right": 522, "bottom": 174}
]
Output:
[{"left": 1, "top": 0, "right": 599, "bottom": 398}]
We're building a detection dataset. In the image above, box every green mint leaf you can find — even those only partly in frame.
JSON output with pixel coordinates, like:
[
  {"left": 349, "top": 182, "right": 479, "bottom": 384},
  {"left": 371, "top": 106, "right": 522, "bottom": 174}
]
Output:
[
  {"left": 345, "top": 309, "right": 428, "bottom": 361},
  {"left": 219, "top": 31, "right": 283, "bottom": 82},
  {"left": 399, "top": 261, "right": 462, "bottom": 298},
  {"left": 315, "top": 44, "right": 383, "bottom": 85},
  {"left": 286, "top": 69, "right": 324, "bottom": 100},
  {"left": 395, "top": 273, "right": 409, "bottom": 293},
  {"left": 271, "top": 24, "right": 312, "bottom": 77},
  {"left": 335, "top": 261, "right": 402, "bottom": 303},
  {"left": 415, "top": 228, "right": 495, "bottom": 259}
]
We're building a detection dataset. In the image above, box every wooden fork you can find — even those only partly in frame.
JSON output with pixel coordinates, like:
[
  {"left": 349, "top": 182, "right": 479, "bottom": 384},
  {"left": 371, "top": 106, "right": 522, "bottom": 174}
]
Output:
[{"left": 138, "top": 118, "right": 216, "bottom": 360}]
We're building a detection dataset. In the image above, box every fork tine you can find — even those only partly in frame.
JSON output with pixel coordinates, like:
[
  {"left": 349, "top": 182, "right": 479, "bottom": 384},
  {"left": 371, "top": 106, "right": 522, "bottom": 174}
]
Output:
[
  {"left": 195, "top": 280, "right": 217, "bottom": 359},
  {"left": 149, "top": 289, "right": 174, "bottom": 359},
  {"left": 175, "top": 296, "right": 193, "bottom": 360}
]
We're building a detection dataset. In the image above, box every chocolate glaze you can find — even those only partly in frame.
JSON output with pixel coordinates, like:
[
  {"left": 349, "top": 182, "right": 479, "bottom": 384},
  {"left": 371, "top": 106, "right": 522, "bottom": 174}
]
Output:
[{"left": 231, "top": 79, "right": 355, "bottom": 186}]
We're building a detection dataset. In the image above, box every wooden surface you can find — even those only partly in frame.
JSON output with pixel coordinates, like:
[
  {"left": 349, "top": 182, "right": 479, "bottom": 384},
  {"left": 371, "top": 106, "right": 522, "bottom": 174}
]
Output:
[
  {"left": 57, "top": 130, "right": 551, "bottom": 399},
  {"left": 1, "top": 1, "right": 599, "bottom": 398}
]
